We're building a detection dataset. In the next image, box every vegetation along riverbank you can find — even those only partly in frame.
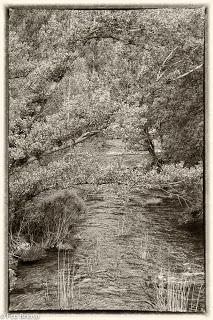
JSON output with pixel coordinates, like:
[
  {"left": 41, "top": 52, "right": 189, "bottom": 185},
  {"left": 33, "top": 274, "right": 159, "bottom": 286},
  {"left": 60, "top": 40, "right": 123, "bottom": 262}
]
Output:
[{"left": 8, "top": 8, "right": 205, "bottom": 311}]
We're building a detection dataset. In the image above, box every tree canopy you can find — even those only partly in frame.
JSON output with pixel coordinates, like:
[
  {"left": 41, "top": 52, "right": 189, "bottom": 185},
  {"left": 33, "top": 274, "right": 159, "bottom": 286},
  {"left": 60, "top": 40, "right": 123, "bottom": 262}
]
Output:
[{"left": 9, "top": 8, "right": 205, "bottom": 217}]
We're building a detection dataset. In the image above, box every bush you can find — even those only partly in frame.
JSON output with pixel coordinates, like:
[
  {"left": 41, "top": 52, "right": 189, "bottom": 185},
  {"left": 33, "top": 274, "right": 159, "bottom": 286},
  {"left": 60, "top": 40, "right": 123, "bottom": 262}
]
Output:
[
  {"left": 102, "top": 161, "right": 203, "bottom": 226},
  {"left": 11, "top": 189, "right": 86, "bottom": 249},
  {"left": 9, "top": 189, "right": 85, "bottom": 291},
  {"left": 136, "top": 162, "right": 203, "bottom": 226},
  {"left": 142, "top": 162, "right": 202, "bottom": 203}
]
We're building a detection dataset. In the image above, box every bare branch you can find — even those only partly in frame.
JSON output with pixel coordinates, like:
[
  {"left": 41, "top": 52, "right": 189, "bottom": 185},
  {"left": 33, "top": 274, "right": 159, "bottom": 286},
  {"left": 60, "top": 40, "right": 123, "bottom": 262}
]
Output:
[
  {"left": 83, "top": 32, "right": 137, "bottom": 46},
  {"left": 156, "top": 46, "right": 179, "bottom": 81},
  {"left": 9, "top": 67, "right": 37, "bottom": 80},
  {"left": 44, "top": 130, "right": 100, "bottom": 158},
  {"left": 171, "top": 63, "right": 203, "bottom": 81},
  {"left": 11, "top": 130, "right": 101, "bottom": 173}
]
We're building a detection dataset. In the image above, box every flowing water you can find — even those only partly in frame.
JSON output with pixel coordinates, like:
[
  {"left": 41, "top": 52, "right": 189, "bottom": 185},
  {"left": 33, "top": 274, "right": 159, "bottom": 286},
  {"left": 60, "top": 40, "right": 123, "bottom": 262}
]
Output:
[{"left": 9, "top": 153, "right": 205, "bottom": 311}]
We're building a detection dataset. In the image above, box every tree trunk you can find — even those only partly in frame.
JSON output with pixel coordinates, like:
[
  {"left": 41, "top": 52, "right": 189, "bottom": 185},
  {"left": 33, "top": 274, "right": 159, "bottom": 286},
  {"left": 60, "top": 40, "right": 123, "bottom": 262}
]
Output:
[{"left": 144, "top": 126, "right": 162, "bottom": 172}]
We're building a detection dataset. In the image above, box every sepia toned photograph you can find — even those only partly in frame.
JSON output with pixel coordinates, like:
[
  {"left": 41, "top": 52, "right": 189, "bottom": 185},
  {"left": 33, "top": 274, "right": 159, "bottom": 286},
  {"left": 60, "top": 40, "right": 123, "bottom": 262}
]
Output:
[{"left": 8, "top": 6, "right": 205, "bottom": 312}]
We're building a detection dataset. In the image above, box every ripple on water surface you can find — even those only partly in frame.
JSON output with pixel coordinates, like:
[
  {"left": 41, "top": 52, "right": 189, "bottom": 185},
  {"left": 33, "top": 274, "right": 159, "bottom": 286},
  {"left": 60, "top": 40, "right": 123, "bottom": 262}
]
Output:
[{"left": 9, "top": 187, "right": 205, "bottom": 311}]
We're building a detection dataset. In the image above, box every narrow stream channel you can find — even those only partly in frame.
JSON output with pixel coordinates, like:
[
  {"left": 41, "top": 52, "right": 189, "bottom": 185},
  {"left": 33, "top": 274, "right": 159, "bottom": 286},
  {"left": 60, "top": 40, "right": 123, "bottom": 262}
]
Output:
[{"left": 9, "top": 183, "right": 205, "bottom": 311}]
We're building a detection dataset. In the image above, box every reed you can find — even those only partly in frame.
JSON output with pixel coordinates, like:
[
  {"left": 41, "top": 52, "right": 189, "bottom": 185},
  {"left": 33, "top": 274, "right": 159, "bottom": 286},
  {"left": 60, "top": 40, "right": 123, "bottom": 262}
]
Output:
[
  {"left": 140, "top": 231, "right": 149, "bottom": 259},
  {"left": 156, "top": 271, "right": 204, "bottom": 312},
  {"left": 117, "top": 216, "right": 126, "bottom": 236},
  {"left": 45, "top": 277, "right": 50, "bottom": 302},
  {"left": 57, "top": 250, "right": 76, "bottom": 309}
]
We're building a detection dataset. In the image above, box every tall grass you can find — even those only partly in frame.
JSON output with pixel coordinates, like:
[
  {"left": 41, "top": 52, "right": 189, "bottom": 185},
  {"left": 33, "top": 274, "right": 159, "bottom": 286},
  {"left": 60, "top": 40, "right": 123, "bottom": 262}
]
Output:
[
  {"left": 14, "top": 190, "right": 85, "bottom": 249},
  {"left": 57, "top": 250, "right": 76, "bottom": 309},
  {"left": 117, "top": 216, "right": 127, "bottom": 236},
  {"left": 156, "top": 271, "right": 204, "bottom": 312},
  {"left": 140, "top": 231, "right": 149, "bottom": 259}
]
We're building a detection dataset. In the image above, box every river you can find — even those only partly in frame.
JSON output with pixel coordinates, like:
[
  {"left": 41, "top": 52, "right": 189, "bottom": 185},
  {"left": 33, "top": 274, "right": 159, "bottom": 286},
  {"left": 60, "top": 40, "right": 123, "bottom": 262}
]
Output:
[{"left": 9, "top": 151, "right": 205, "bottom": 312}]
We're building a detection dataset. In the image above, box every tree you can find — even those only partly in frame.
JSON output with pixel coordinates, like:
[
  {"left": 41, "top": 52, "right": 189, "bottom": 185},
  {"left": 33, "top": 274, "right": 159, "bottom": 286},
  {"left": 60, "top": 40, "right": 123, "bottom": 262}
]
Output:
[
  {"left": 8, "top": 7, "right": 205, "bottom": 230},
  {"left": 102, "top": 8, "right": 205, "bottom": 168}
]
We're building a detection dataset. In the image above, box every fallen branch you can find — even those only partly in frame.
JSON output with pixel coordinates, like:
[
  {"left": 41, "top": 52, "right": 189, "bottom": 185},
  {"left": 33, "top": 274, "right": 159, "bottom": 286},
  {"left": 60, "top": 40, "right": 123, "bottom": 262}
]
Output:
[
  {"left": 11, "top": 130, "right": 101, "bottom": 173},
  {"left": 10, "top": 105, "right": 119, "bottom": 174},
  {"left": 158, "top": 187, "right": 193, "bottom": 207},
  {"left": 43, "top": 130, "right": 100, "bottom": 158}
]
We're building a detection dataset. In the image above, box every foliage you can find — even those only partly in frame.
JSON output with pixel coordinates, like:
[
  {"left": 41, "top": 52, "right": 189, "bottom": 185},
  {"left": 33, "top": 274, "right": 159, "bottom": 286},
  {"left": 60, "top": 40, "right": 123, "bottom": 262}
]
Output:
[
  {"left": 107, "top": 103, "right": 148, "bottom": 151},
  {"left": 8, "top": 8, "right": 204, "bottom": 249},
  {"left": 98, "top": 160, "right": 203, "bottom": 222},
  {"left": 147, "top": 69, "right": 204, "bottom": 166},
  {"left": 139, "top": 162, "right": 203, "bottom": 209}
]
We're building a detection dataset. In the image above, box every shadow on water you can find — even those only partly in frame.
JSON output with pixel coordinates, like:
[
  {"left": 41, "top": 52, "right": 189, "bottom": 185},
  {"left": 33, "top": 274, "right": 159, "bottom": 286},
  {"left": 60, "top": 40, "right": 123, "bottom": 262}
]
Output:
[{"left": 9, "top": 185, "right": 205, "bottom": 311}]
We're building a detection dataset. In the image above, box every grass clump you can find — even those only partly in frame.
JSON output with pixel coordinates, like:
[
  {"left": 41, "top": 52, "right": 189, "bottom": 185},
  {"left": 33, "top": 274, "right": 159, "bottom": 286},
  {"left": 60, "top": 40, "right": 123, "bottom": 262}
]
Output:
[
  {"left": 14, "top": 244, "right": 47, "bottom": 262},
  {"left": 57, "top": 251, "right": 76, "bottom": 309},
  {"left": 9, "top": 189, "right": 85, "bottom": 292},
  {"left": 155, "top": 270, "right": 204, "bottom": 312},
  {"left": 13, "top": 189, "right": 85, "bottom": 249}
]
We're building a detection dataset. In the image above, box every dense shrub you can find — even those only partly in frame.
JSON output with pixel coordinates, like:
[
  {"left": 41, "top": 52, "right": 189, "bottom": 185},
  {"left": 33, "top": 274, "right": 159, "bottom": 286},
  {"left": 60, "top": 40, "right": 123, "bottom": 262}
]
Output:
[
  {"left": 12, "top": 189, "right": 86, "bottom": 248},
  {"left": 140, "top": 162, "right": 203, "bottom": 209},
  {"left": 100, "top": 160, "right": 203, "bottom": 225}
]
